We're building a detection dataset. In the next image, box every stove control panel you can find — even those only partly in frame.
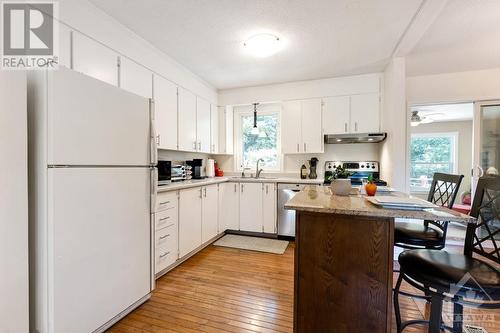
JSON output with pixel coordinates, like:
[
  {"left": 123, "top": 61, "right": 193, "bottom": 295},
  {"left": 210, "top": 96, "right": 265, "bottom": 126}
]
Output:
[{"left": 324, "top": 161, "right": 379, "bottom": 172}]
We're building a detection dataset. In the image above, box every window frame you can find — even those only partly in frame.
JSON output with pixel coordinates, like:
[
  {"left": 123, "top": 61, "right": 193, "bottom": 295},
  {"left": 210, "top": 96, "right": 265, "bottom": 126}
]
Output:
[
  {"left": 409, "top": 131, "right": 459, "bottom": 193},
  {"left": 234, "top": 103, "right": 282, "bottom": 172}
]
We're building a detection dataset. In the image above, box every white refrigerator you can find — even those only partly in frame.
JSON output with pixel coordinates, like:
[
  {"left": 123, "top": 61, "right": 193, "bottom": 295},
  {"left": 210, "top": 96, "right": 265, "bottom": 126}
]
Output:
[{"left": 28, "top": 67, "right": 156, "bottom": 333}]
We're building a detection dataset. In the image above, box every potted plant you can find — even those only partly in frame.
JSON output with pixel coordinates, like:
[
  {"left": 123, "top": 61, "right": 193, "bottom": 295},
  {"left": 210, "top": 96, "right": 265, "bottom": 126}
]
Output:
[
  {"left": 365, "top": 174, "right": 377, "bottom": 196},
  {"left": 329, "top": 165, "right": 352, "bottom": 196}
]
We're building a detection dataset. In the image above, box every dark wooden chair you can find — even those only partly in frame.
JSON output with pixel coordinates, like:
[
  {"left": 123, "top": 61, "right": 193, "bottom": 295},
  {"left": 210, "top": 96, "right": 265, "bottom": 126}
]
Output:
[
  {"left": 395, "top": 173, "right": 464, "bottom": 250},
  {"left": 394, "top": 175, "right": 500, "bottom": 333}
]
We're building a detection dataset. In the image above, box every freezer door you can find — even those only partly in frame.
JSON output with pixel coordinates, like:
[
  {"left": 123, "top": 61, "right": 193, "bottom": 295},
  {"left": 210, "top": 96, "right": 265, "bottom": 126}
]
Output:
[
  {"left": 47, "top": 68, "right": 151, "bottom": 166},
  {"left": 48, "top": 167, "right": 151, "bottom": 333}
]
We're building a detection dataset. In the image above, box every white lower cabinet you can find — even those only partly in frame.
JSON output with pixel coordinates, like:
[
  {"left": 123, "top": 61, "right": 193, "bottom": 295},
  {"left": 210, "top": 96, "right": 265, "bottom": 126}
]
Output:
[
  {"left": 179, "top": 187, "right": 202, "bottom": 258},
  {"left": 239, "top": 183, "right": 263, "bottom": 232},
  {"left": 218, "top": 182, "right": 239, "bottom": 231},
  {"left": 155, "top": 191, "right": 179, "bottom": 274},
  {"left": 201, "top": 184, "right": 219, "bottom": 243},
  {"left": 263, "top": 183, "right": 277, "bottom": 233}
]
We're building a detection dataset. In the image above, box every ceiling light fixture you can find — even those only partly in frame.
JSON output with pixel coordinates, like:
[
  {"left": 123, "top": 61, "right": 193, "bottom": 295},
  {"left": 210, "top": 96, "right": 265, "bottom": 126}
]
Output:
[{"left": 243, "top": 33, "right": 281, "bottom": 58}]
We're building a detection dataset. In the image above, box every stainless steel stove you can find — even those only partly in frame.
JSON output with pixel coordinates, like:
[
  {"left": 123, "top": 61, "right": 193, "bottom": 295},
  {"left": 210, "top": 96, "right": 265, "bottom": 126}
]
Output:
[{"left": 323, "top": 161, "right": 387, "bottom": 186}]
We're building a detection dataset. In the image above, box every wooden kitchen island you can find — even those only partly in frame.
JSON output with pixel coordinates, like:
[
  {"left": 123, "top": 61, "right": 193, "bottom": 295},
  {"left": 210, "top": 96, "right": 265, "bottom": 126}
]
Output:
[{"left": 284, "top": 185, "right": 475, "bottom": 333}]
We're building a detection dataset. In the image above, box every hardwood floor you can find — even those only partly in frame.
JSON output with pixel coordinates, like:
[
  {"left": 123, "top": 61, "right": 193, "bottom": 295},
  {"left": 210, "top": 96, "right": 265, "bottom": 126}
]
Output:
[{"left": 108, "top": 243, "right": 500, "bottom": 333}]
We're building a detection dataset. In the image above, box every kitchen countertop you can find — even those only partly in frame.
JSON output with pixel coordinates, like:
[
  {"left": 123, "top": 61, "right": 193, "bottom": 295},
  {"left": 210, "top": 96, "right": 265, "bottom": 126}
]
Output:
[
  {"left": 284, "top": 185, "right": 475, "bottom": 224},
  {"left": 157, "top": 177, "right": 323, "bottom": 192}
]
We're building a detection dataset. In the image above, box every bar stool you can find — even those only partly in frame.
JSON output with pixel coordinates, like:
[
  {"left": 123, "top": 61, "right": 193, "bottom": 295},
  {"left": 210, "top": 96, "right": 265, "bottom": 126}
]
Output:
[
  {"left": 395, "top": 173, "right": 464, "bottom": 251},
  {"left": 394, "top": 175, "right": 500, "bottom": 333}
]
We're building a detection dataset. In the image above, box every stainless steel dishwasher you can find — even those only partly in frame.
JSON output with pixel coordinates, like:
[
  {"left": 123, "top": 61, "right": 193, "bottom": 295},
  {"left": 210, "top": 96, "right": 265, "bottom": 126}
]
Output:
[{"left": 277, "top": 183, "right": 305, "bottom": 237}]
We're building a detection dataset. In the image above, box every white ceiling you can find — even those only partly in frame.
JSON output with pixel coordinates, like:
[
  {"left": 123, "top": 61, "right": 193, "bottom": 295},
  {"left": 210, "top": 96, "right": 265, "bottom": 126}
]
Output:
[
  {"left": 89, "top": 0, "right": 423, "bottom": 89},
  {"left": 406, "top": 0, "right": 500, "bottom": 76},
  {"left": 410, "top": 103, "right": 474, "bottom": 122}
]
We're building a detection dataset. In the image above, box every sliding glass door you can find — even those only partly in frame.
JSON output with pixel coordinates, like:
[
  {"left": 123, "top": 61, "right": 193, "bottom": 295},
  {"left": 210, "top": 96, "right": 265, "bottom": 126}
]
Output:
[{"left": 472, "top": 101, "right": 500, "bottom": 193}]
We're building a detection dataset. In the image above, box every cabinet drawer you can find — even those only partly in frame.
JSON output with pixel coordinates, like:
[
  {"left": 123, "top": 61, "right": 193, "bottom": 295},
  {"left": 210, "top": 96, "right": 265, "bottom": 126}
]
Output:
[
  {"left": 155, "top": 207, "right": 177, "bottom": 231},
  {"left": 155, "top": 223, "right": 177, "bottom": 249},
  {"left": 155, "top": 247, "right": 176, "bottom": 273},
  {"left": 156, "top": 191, "right": 177, "bottom": 212}
]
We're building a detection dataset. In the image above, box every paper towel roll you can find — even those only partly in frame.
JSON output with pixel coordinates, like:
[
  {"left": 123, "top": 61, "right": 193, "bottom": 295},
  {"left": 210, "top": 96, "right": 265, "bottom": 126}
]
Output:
[{"left": 206, "top": 159, "right": 215, "bottom": 177}]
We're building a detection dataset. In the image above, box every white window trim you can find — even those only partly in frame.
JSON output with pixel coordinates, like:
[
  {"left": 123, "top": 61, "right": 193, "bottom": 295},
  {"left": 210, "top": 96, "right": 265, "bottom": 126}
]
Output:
[
  {"left": 409, "top": 131, "right": 459, "bottom": 193},
  {"left": 234, "top": 104, "right": 282, "bottom": 172}
]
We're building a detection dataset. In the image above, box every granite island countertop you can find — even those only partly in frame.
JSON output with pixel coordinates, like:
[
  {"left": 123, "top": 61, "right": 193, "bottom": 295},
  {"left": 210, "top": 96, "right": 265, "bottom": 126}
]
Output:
[{"left": 284, "top": 185, "right": 475, "bottom": 224}]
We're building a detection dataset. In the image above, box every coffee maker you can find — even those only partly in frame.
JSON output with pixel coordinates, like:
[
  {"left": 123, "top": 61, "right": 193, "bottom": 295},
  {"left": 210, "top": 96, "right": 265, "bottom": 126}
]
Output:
[{"left": 187, "top": 159, "right": 206, "bottom": 179}]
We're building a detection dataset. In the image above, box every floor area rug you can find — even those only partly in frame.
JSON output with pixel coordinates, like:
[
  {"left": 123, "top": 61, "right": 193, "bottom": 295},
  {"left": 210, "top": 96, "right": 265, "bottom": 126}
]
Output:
[{"left": 213, "top": 234, "right": 289, "bottom": 254}]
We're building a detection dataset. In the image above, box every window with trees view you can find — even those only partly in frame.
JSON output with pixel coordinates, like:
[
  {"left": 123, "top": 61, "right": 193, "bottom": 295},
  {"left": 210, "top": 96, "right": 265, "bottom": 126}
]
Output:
[
  {"left": 235, "top": 106, "right": 280, "bottom": 171},
  {"left": 410, "top": 132, "right": 458, "bottom": 192}
]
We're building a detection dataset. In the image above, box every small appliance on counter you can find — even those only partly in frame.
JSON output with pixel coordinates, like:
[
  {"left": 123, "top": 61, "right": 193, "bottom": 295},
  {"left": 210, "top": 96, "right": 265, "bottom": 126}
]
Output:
[
  {"left": 171, "top": 164, "right": 187, "bottom": 182},
  {"left": 323, "top": 161, "right": 387, "bottom": 186},
  {"left": 157, "top": 160, "right": 172, "bottom": 185},
  {"left": 206, "top": 159, "right": 215, "bottom": 178},
  {"left": 187, "top": 159, "right": 206, "bottom": 179}
]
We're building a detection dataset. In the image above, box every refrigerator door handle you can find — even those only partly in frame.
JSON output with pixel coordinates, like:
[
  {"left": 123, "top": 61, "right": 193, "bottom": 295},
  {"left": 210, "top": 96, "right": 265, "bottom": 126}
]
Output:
[
  {"left": 149, "top": 99, "right": 158, "bottom": 166},
  {"left": 150, "top": 167, "right": 158, "bottom": 212}
]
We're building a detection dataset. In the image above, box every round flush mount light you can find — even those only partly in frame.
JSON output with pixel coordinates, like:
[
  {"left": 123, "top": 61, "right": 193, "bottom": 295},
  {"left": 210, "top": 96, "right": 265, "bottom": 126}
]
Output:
[{"left": 243, "top": 33, "right": 282, "bottom": 58}]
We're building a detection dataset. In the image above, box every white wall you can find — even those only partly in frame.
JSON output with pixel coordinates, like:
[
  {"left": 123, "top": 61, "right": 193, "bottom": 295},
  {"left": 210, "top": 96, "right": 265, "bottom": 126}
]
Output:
[
  {"left": 218, "top": 73, "right": 381, "bottom": 106},
  {"left": 380, "top": 57, "right": 407, "bottom": 191},
  {"left": 411, "top": 120, "right": 473, "bottom": 193},
  {"left": 58, "top": 0, "right": 217, "bottom": 104},
  {"left": 0, "top": 72, "right": 29, "bottom": 333},
  {"left": 407, "top": 67, "right": 500, "bottom": 104}
]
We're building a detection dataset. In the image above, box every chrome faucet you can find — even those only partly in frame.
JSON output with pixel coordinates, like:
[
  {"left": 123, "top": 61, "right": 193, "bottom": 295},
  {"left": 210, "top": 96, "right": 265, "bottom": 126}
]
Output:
[{"left": 256, "top": 158, "right": 264, "bottom": 178}]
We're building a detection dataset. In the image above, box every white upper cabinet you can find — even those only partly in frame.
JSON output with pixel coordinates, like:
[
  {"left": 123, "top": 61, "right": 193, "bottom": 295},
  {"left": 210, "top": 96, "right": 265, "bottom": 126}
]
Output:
[
  {"left": 262, "top": 183, "right": 276, "bottom": 234},
  {"left": 281, "top": 100, "right": 302, "bottom": 154},
  {"left": 218, "top": 106, "right": 234, "bottom": 155},
  {"left": 350, "top": 93, "right": 380, "bottom": 133},
  {"left": 301, "top": 99, "right": 323, "bottom": 153},
  {"left": 119, "top": 57, "right": 152, "bottom": 98},
  {"left": 178, "top": 87, "right": 197, "bottom": 152},
  {"left": 72, "top": 32, "right": 119, "bottom": 86},
  {"left": 239, "top": 183, "right": 263, "bottom": 233},
  {"left": 281, "top": 99, "right": 323, "bottom": 154},
  {"left": 196, "top": 97, "right": 211, "bottom": 153},
  {"left": 201, "top": 185, "right": 218, "bottom": 243},
  {"left": 210, "top": 104, "right": 218, "bottom": 154},
  {"left": 323, "top": 96, "right": 350, "bottom": 134},
  {"left": 154, "top": 75, "right": 178, "bottom": 150},
  {"left": 218, "top": 182, "right": 239, "bottom": 231}
]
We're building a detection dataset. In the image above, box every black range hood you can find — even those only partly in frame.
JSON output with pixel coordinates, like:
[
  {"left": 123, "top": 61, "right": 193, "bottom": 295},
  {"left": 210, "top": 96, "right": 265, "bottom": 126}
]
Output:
[{"left": 324, "top": 133, "right": 387, "bottom": 144}]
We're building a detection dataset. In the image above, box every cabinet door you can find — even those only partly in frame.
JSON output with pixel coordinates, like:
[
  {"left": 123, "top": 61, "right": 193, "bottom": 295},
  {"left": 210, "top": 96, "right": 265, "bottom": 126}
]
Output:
[
  {"left": 179, "top": 187, "right": 202, "bottom": 257},
  {"left": 263, "top": 183, "right": 277, "bottom": 234},
  {"left": 218, "top": 182, "right": 239, "bottom": 231},
  {"left": 281, "top": 101, "right": 302, "bottom": 154},
  {"left": 210, "top": 104, "right": 218, "bottom": 153},
  {"left": 196, "top": 97, "right": 211, "bottom": 153},
  {"left": 72, "top": 32, "right": 119, "bottom": 86},
  {"left": 239, "top": 183, "right": 263, "bottom": 232},
  {"left": 323, "top": 96, "right": 350, "bottom": 134},
  {"left": 178, "top": 88, "right": 197, "bottom": 152},
  {"left": 218, "top": 106, "right": 234, "bottom": 154},
  {"left": 120, "top": 57, "right": 152, "bottom": 98},
  {"left": 219, "top": 183, "right": 240, "bottom": 233},
  {"left": 301, "top": 99, "right": 323, "bottom": 153},
  {"left": 154, "top": 75, "right": 178, "bottom": 150},
  {"left": 202, "top": 185, "right": 219, "bottom": 243},
  {"left": 350, "top": 93, "right": 380, "bottom": 133}
]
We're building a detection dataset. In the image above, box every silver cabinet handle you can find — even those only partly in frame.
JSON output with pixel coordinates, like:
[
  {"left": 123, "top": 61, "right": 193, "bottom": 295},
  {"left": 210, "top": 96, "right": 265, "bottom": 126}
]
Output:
[
  {"left": 234, "top": 183, "right": 237, "bottom": 192},
  {"left": 198, "top": 142, "right": 201, "bottom": 150},
  {"left": 241, "top": 184, "right": 244, "bottom": 193},
  {"left": 297, "top": 143, "right": 299, "bottom": 152},
  {"left": 355, "top": 122, "right": 358, "bottom": 132},
  {"left": 159, "top": 216, "right": 170, "bottom": 222},
  {"left": 344, "top": 123, "right": 348, "bottom": 132},
  {"left": 203, "top": 187, "right": 207, "bottom": 197},
  {"left": 199, "top": 188, "right": 203, "bottom": 198},
  {"left": 304, "top": 143, "right": 306, "bottom": 152},
  {"left": 156, "top": 134, "right": 160, "bottom": 145},
  {"left": 159, "top": 234, "right": 170, "bottom": 240},
  {"left": 159, "top": 251, "right": 170, "bottom": 258},
  {"left": 266, "top": 184, "right": 268, "bottom": 194},
  {"left": 159, "top": 200, "right": 170, "bottom": 205},
  {"left": 193, "top": 141, "right": 197, "bottom": 150}
]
